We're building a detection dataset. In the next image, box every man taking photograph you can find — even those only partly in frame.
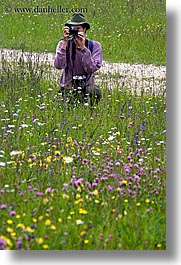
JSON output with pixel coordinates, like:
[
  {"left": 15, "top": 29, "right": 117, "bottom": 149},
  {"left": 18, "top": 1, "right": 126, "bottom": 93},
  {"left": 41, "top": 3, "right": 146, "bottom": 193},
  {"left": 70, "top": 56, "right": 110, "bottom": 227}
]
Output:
[{"left": 54, "top": 12, "right": 102, "bottom": 107}]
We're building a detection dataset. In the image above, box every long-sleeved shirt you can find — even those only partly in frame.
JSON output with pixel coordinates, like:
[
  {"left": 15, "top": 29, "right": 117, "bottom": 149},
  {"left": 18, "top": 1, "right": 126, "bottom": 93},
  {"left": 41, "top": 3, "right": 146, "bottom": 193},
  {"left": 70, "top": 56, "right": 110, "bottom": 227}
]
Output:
[{"left": 54, "top": 39, "right": 102, "bottom": 88}]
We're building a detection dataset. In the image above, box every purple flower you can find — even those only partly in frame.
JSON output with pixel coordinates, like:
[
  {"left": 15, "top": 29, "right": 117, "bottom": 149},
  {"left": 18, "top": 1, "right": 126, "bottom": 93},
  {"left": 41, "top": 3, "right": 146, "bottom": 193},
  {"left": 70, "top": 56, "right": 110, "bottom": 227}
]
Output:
[
  {"left": 36, "top": 191, "right": 44, "bottom": 196},
  {"left": 108, "top": 234, "right": 113, "bottom": 241},
  {"left": 82, "top": 159, "right": 90, "bottom": 165},
  {"left": 92, "top": 182, "right": 98, "bottom": 187},
  {"left": 16, "top": 240, "right": 22, "bottom": 249},
  {"left": 146, "top": 208, "right": 153, "bottom": 213},
  {"left": 99, "top": 233, "right": 104, "bottom": 240},
  {"left": 1, "top": 204, "right": 7, "bottom": 209},
  {"left": 0, "top": 238, "right": 6, "bottom": 250},
  {"left": 107, "top": 185, "right": 113, "bottom": 191},
  {"left": 115, "top": 161, "right": 121, "bottom": 166},
  {"left": 9, "top": 210, "right": 16, "bottom": 216},
  {"left": 46, "top": 187, "right": 52, "bottom": 193},
  {"left": 39, "top": 105, "right": 45, "bottom": 110}
]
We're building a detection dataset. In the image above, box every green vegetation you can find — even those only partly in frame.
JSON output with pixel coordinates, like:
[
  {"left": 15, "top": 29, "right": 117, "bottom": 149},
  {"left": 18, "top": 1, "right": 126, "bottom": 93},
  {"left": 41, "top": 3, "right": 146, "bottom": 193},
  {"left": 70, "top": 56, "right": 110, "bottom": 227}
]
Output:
[
  {"left": 0, "top": 0, "right": 166, "bottom": 64},
  {"left": 0, "top": 57, "right": 166, "bottom": 250},
  {"left": 0, "top": 0, "right": 166, "bottom": 250}
]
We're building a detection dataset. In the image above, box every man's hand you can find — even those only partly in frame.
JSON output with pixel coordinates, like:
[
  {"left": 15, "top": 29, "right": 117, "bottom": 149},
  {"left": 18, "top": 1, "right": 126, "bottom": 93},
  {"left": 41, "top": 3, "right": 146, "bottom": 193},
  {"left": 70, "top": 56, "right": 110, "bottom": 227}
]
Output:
[
  {"left": 63, "top": 26, "right": 70, "bottom": 42},
  {"left": 74, "top": 32, "right": 86, "bottom": 50},
  {"left": 61, "top": 26, "right": 70, "bottom": 50}
]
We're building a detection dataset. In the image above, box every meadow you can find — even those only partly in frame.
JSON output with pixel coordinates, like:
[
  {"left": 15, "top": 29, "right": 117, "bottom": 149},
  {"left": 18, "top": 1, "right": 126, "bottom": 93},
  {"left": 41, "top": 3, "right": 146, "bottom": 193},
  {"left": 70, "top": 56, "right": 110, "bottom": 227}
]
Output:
[
  {"left": 0, "top": 0, "right": 166, "bottom": 250},
  {"left": 0, "top": 0, "right": 166, "bottom": 64}
]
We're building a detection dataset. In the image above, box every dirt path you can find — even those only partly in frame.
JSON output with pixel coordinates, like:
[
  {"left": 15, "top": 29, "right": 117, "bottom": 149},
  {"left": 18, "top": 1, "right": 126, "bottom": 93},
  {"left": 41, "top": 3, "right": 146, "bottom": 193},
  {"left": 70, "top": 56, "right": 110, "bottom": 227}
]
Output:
[{"left": 0, "top": 48, "right": 166, "bottom": 95}]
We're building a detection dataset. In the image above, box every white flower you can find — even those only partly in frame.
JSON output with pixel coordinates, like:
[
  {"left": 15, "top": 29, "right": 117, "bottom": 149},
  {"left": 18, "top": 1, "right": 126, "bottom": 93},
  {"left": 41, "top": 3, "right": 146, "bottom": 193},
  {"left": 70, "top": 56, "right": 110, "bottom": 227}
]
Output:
[
  {"left": 76, "top": 219, "right": 84, "bottom": 225},
  {"left": 10, "top": 150, "right": 23, "bottom": 156},
  {"left": 92, "top": 150, "right": 100, "bottom": 156},
  {"left": 0, "top": 161, "right": 6, "bottom": 167},
  {"left": 21, "top": 124, "right": 28, "bottom": 128},
  {"left": 108, "top": 135, "right": 115, "bottom": 141},
  {"left": 63, "top": 156, "right": 73, "bottom": 163}
]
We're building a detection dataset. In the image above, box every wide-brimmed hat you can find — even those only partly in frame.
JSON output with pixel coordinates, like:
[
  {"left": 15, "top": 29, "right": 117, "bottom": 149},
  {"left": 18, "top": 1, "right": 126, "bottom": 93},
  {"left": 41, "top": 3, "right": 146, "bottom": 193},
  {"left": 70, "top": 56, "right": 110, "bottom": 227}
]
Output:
[{"left": 65, "top": 13, "right": 90, "bottom": 30}]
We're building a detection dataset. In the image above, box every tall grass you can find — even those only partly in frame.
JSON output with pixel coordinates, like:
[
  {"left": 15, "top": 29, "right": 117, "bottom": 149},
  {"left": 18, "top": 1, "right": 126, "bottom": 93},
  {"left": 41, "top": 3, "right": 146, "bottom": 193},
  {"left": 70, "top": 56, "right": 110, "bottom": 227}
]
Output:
[
  {"left": 0, "top": 0, "right": 166, "bottom": 64},
  {"left": 0, "top": 54, "right": 166, "bottom": 250}
]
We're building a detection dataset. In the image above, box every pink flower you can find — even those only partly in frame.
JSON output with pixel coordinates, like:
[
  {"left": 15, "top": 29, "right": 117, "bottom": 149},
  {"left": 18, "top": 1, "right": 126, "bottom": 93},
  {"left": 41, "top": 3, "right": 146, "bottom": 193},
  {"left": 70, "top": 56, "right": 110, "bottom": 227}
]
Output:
[{"left": 1, "top": 204, "right": 7, "bottom": 209}]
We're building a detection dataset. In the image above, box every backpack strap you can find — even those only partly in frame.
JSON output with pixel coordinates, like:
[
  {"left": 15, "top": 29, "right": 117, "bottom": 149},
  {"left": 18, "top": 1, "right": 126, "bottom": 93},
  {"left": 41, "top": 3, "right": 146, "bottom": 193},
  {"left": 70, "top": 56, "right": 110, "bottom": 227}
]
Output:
[
  {"left": 67, "top": 38, "right": 72, "bottom": 52},
  {"left": 88, "top": 40, "right": 94, "bottom": 54}
]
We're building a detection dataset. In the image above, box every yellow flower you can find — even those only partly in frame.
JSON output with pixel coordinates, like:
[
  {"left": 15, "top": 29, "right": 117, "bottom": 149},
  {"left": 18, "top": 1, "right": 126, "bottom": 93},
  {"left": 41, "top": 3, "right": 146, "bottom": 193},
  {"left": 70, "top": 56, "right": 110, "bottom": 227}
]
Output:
[
  {"left": 122, "top": 180, "right": 127, "bottom": 184},
  {"left": 37, "top": 237, "right": 44, "bottom": 245},
  {"left": 10, "top": 232, "right": 16, "bottom": 237},
  {"left": 77, "top": 186, "right": 81, "bottom": 191},
  {"left": 43, "top": 198, "right": 49, "bottom": 205},
  {"left": 136, "top": 202, "right": 141, "bottom": 207},
  {"left": 94, "top": 199, "right": 100, "bottom": 204},
  {"left": 7, "top": 227, "right": 13, "bottom": 233},
  {"left": 7, "top": 219, "right": 13, "bottom": 224},
  {"left": 58, "top": 218, "right": 62, "bottom": 223},
  {"left": 79, "top": 208, "right": 88, "bottom": 215},
  {"left": 26, "top": 226, "right": 35, "bottom": 233},
  {"left": 32, "top": 218, "right": 37, "bottom": 223},
  {"left": 92, "top": 189, "right": 98, "bottom": 196},
  {"left": 16, "top": 223, "right": 25, "bottom": 230},
  {"left": 62, "top": 194, "right": 70, "bottom": 199},
  {"left": 84, "top": 239, "right": 89, "bottom": 244},
  {"left": 74, "top": 199, "right": 83, "bottom": 205},
  {"left": 50, "top": 224, "right": 56, "bottom": 230},
  {"left": 118, "top": 214, "right": 123, "bottom": 219},
  {"left": 124, "top": 199, "right": 128, "bottom": 203},
  {"left": 80, "top": 231, "right": 86, "bottom": 237},
  {"left": 45, "top": 219, "right": 51, "bottom": 226},
  {"left": 76, "top": 194, "right": 81, "bottom": 199},
  {"left": 38, "top": 215, "right": 44, "bottom": 221},
  {"left": 0, "top": 235, "right": 13, "bottom": 248},
  {"left": 45, "top": 156, "right": 52, "bottom": 163},
  {"left": 42, "top": 244, "right": 49, "bottom": 249},
  {"left": 15, "top": 214, "right": 21, "bottom": 219},
  {"left": 145, "top": 199, "right": 150, "bottom": 203},
  {"left": 157, "top": 243, "right": 162, "bottom": 248},
  {"left": 67, "top": 136, "right": 73, "bottom": 142},
  {"left": 54, "top": 150, "right": 60, "bottom": 155}
]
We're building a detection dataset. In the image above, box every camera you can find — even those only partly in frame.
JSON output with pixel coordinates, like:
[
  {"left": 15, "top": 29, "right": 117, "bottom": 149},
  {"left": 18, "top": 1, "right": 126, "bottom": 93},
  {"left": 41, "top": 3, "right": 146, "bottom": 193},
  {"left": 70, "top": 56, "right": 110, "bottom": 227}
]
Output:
[{"left": 69, "top": 27, "right": 79, "bottom": 36}]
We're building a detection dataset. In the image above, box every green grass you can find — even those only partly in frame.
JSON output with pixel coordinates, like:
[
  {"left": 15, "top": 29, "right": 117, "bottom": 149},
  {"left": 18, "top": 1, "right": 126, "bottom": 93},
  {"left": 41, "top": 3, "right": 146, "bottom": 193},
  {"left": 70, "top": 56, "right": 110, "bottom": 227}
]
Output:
[
  {"left": 0, "top": 57, "right": 166, "bottom": 250},
  {"left": 0, "top": 0, "right": 166, "bottom": 64},
  {"left": 0, "top": 0, "right": 166, "bottom": 250}
]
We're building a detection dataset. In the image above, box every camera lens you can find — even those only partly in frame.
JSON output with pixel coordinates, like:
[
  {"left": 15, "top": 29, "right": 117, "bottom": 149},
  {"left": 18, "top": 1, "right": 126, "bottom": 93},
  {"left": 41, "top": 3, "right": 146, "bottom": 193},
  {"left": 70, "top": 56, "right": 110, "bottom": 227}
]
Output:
[{"left": 69, "top": 27, "right": 79, "bottom": 36}]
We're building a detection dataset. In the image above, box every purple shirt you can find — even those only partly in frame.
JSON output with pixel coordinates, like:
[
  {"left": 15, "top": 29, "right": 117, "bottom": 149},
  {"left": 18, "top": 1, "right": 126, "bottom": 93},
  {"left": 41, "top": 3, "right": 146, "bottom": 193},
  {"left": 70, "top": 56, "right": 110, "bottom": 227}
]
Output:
[{"left": 54, "top": 39, "right": 102, "bottom": 88}]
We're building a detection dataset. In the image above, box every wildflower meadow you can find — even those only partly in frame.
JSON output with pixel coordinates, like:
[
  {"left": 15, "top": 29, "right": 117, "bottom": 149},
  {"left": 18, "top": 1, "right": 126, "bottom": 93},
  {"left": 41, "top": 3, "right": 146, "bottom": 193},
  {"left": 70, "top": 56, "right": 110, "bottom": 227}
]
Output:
[{"left": 0, "top": 0, "right": 166, "bottom": 250}]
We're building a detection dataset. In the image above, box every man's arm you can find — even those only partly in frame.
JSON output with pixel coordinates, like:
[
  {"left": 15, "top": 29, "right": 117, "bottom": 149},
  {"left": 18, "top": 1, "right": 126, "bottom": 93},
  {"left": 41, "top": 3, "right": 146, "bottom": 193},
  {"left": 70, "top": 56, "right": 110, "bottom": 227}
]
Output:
[
  {"left": 81, "top": 41, "right": 103, "bottom": 74},
  {"left": 54, "top": 27, "right": 70, "bottom": 69}
]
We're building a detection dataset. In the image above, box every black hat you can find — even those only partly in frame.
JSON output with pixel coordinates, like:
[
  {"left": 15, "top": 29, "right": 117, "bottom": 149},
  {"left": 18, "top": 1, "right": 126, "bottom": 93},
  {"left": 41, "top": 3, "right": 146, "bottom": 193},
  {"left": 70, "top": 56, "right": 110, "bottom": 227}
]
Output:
[{"left": 65, "top": 13, "right": 90, "bottom": 30}]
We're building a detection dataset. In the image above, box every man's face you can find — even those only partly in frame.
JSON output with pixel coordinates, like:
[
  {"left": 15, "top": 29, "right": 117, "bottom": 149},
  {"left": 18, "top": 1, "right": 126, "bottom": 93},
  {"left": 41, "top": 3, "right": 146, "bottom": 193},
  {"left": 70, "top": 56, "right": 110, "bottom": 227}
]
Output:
[{"left": 72, "top": 25, "right": 86, "bottom": 33}]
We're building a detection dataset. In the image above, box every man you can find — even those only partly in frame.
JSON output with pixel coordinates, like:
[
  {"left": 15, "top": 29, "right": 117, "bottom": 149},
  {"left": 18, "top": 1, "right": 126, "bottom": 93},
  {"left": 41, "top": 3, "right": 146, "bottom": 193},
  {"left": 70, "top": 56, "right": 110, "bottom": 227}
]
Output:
[{"left": 54, "top": 13, "right": 102, "bottom": 106}]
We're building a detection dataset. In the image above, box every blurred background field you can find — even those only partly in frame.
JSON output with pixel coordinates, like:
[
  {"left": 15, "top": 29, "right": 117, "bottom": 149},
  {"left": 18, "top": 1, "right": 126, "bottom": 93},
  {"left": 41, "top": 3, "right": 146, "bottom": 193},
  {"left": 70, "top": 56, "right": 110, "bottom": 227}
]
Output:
[{"left": 0, "top": 0, "right": 166, "bottom": 64}]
